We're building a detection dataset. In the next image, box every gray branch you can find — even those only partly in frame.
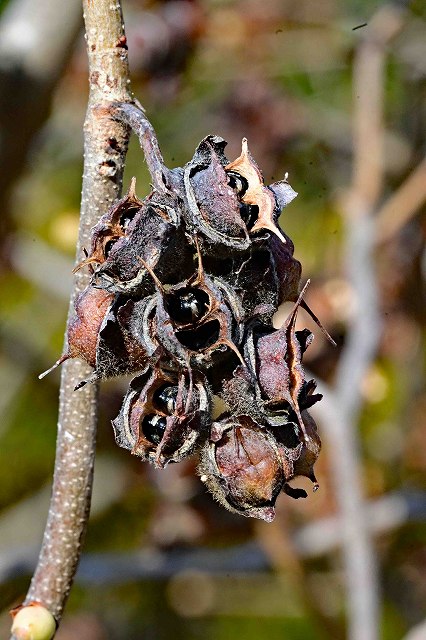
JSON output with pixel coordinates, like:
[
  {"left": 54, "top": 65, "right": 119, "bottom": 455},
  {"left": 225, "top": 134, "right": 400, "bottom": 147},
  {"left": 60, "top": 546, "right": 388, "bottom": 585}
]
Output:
[
  {"left": 15, "top": 0, "right": 133, "bottom": 628},
  {"left": 316, "top": 6, "right": 406, "bottom": 640}
]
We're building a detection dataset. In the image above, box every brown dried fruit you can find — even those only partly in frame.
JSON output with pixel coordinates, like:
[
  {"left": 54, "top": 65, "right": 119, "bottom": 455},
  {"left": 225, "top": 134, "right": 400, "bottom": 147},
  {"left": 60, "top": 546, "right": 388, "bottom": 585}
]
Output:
[
  {"left": 199, "top": 414, "right": 284, "bottom": 522},
  {"left": 273, "top": 409, "right": 321, "bottom": 492},
  {"left": 39, "top": 286, "right": 114, "bottom": 379},
  {"left": 40, "top": 100, "right": 332, "bottom": 520},
  {"left": 74, "top": 178, "right": 143, "bottom": 272},
  {"left": 113, "top": 368, "right": 211, "bottom": 467},
  {"left": 252, "top": 282, "right": 313, "bottom": 441},
  {"left": 183, "top": 136, "right": 251, "bottom": 252}
]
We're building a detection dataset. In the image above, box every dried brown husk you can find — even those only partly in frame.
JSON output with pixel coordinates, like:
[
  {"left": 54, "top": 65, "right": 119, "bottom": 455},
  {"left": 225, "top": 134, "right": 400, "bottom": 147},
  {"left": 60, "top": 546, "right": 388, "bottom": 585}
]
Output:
[
  {"left": 38, "top": 285, "right": 114, "bottom": 380},
  {"left": 67, "top": 286, "right": 115, "bottom": 367},
  {"left": 74, "top": 178, "right": 143, "bottom": 272},
  {"left": 112, "top": 368, "right": 211, "bottom": 467},
  {"left": 44, "top": 100, "right": 332, "bottom": 521},
  {"left": 183, "top": 136, "right": 251, "bottom": 252},
  {"left": 225, "top": 139, "right": 297, "bottom": 244},
  {"left": 273, "top": 409, "right": 321, "bottom": 492},
  {"left": 253, "top": 282, "right": 313, "bottom": 441},
  {"left": 90, "top": 195, "right": 192, "bottom": 296},
  {"left": 198, "top": 414, "right": 284, "bottom": 522}
]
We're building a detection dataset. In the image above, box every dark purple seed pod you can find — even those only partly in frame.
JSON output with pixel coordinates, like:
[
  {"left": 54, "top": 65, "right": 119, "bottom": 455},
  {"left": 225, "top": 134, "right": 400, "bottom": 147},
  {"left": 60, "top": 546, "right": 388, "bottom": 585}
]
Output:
[
  {"left": 198, "top": 414, "right": 285, "bottom": 522},
  {"left": 140, "top": 243, "right": 245, "bottom": 371},
  {"left": 74, "top": 178, "right": 143, "bottom": 273},
  {"left": 241, "top": 282, "right": 314, "bottom": 442},
  {"left": 73, "top": 295, "right": 153, "bottom": 389},
  {"left": 183, "top": 136, "right": 251, "bottom": 252},
  {"left": 112, "top": 368, "right": 211, "bottom": 467},
  {"left": 38, "top": 285, "right": 115, "bottom": 380},
  {"left": 64, "top": 286, "right": 115, "bottom": 368},
  {"left": 90, "top": 197, "right": 193, "bottom": 296},
  {"left": 39, "top": 288, "right": 153, "bottom": 389}
]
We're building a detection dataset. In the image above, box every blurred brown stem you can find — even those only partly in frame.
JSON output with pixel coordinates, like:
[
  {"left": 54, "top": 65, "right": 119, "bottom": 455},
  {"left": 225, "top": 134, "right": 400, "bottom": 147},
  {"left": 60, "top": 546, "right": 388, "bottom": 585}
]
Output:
[
  {"left": 376, "top": 155, "right": 426, "bottom": 243},
  {"left": 255, "top": 516, "right": 345, "bottom": 640},
  {"left": 14, "top": 0, "right": 132, "bottom": 631},
  {"left": 317, "top": 6, "right": 406, "bottom": 640}
]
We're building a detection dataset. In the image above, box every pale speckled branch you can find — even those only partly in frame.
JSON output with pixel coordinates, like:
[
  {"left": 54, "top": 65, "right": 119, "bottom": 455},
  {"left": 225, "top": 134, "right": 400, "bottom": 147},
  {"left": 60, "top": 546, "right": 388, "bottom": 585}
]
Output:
[
  {"left": 317, "top": 6, "right": 406, "bottom": 640},
  {"left": 16, "top": 0, "right": 133, "bottom": 629}
]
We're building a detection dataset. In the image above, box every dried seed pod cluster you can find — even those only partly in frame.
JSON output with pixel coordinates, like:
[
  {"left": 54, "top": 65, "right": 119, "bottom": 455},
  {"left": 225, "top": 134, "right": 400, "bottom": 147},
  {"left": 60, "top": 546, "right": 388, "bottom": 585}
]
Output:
[{"left": 42, "top": 102, "right": 331, "bottom": 522}]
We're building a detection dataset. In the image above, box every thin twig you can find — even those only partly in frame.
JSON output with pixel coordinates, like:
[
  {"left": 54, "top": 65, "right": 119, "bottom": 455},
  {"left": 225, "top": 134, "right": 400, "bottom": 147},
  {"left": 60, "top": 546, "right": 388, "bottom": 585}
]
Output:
[
  {"left": 323, "top": 6, "right": 406, "bottom": 640},
  {"left": 311, "top": 385, "right": 380, "bottom": 640},
  {"left": 351, "top": 4, "right": 406, "bottom": 210},
  {"left": 108, "top": 101, "right": 173, "bottom": 192},
  {"left": 376, "top": 155, "right": 426, "bottom": 243},
  {"left": 14, "top": 0, "right": 132, "bottom": 631}
]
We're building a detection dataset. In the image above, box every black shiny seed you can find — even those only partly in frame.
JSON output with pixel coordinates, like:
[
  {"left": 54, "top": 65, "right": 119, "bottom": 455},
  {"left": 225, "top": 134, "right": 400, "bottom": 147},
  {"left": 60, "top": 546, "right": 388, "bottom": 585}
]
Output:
[
  {"left": 142, "top": 414, "right": 167, "bottom": 445},
  {"left": 153, "top": 384, "right": 178, "bottom": 415},
  {"left": 239, "top": 203, "right": 259, "bottom": 229},
  {"left": 281, "top": 423, "right": 301, "bottom": 449},
  {"left": 227, "top": 171, "right": 249, "bottom": 197},
  {"left": 270, "top": 420, "right": 300, "bottom": 449},
  {"left": 120, "top": 206, "right": 139, "bottom": 231},
  {"left": 104, "top": 238, "right": 119, "bottom": 259},
  {"left": 166, "top": 288, "right": 210, "bottom": 325},
  {"left": 176, "top": 319, "right": 221, "bottom": 351}
]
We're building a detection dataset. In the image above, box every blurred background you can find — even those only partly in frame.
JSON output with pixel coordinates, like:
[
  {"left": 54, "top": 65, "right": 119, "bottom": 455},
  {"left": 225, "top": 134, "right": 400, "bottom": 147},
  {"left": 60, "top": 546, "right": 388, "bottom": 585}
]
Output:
[{"left": 0, "top": 0, "right": 425, "bottom": 638}]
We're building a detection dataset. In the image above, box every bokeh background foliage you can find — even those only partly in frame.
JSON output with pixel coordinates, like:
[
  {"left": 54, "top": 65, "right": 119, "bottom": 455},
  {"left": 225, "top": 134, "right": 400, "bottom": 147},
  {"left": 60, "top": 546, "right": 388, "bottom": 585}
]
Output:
[{"left": 0, "top": 0, "right": 425, "bottom": 638}]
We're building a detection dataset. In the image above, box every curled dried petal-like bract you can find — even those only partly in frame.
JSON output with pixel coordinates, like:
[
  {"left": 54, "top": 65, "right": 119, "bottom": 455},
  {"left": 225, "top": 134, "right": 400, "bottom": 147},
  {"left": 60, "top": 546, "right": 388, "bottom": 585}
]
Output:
[
  {"left": 225, "top": 139, "right": 291, "bottom": 243},
  {"left": 75, "top": 178, "right": 143, "bottom": 272},
  {"left": 39, "top": 286, "right": 114, "bottom": 380}
]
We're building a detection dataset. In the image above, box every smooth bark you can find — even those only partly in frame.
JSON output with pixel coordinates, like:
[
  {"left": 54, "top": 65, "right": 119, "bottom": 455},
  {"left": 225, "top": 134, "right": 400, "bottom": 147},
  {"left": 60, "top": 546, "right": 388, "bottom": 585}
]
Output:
[{"left": 17, "top": 0, "right": 132, "bottom": 627}]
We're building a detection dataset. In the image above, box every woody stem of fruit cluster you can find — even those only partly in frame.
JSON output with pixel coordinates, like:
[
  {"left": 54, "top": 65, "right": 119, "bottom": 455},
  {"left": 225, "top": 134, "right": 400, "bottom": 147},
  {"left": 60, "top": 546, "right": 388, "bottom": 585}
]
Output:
[{"left": 12, "top": 0, "right": 132, "bottom": 633}]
